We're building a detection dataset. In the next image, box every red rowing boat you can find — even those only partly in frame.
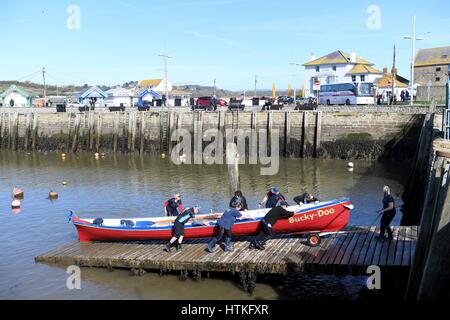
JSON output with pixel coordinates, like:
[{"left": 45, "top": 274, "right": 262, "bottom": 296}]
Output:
[{"left": 70, "top": 198, "right": 353, "bottom": 244}]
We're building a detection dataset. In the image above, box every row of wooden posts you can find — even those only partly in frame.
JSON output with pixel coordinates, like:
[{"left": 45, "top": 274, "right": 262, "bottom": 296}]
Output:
[{"left": 0, "top": 110, "right": 324, "bottom": 157}]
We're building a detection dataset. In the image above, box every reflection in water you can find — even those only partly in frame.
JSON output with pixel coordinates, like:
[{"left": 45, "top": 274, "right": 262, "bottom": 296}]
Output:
[{"left": 0, "top": 151, "right": 411, "bottom": 299}]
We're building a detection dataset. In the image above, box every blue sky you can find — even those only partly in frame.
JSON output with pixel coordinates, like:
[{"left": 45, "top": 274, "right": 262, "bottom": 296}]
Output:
[{"left": 1, "top": 0, "right": 449, "bottom": 91}]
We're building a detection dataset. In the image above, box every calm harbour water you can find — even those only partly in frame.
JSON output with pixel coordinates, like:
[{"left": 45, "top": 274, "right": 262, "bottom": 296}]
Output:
[{"left": 0, "top": 151, "right": 409, "bottom": 300}]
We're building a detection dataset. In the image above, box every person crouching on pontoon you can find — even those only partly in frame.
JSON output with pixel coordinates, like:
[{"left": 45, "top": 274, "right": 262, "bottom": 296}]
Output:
[{"left": 249, "top": 201, "right": 295, "bottom": 250}]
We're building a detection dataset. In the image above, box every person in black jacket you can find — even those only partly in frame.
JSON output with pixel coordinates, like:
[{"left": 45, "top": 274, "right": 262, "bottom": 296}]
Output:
[
  {"left": 164, "top": 206, "right": 199, "bottom": 252},
  {"left": 260, "top": 187, "right": 286, "bottom": 208},
  {"left": 164, "top": 194, "right": 182, "bottom": 217},
  {"left": 294, "top": 193, "right": 319, "bottom": 205},
  {"left": 378, "top": 186, "right": 396, "bottom": 240},
  {"left": 229, "top": 190, "right": 248, "bottom": 211},
  {"left": 249, "top": 201, "right": 294, "bottom": 250}
]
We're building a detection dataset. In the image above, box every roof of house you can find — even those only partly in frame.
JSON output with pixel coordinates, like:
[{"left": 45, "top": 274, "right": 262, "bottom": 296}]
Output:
[
  {"left": 139, "top": 79, "right": 163, "bottom": 87},
  {"left": 303, "top": 50, "right": 373, "bottom": 66},
  {"left": 415, "top": 46, "right": 450, "bottom": 67},
  {"left": 346, "top": 64, "right": 382, "bottom": 75},
  {"left": 79, "top": 86, "right": 108, "bottom": 99},
  {"left": 374, "top": 73, "right": 410, "bottom": 88},
  {"left": 105, "top": 87, "right": 132, "bottom": 97},
  {"left": 0, "top": 85, "right": 32, "bottom": 99},
  {"left": 171, "top": 89, "right": 191, "bottom": 95}
]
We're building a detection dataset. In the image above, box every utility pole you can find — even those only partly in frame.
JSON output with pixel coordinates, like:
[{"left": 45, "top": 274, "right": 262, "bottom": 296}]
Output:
[
  {"left": 404, "top": 15, "right": 424, "bottom": 106},
  {"left": 213, "top": 78, "right": 216, "bottom": 97},
  {"left": 391, "top": 45, "right": 396, "bottom": 105},
  {"left": 42, "top": 67, "right": 47, "bottom": 106},
  {"left": 290, "top": 62, "right": 300, "bottom": 102},
  {"left": 254, "top": 75, "right": 257, "bottom": 97},
  {"left": 158, "top": 53, "right": 172, "bottom": 108}
]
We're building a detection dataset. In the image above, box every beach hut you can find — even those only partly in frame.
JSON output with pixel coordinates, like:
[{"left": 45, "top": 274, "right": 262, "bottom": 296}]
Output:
[
  {"left": 78, "top": 86, "right": 108, "bottom": 108},
  {"left": 0, "top": 85, "right": 32, "bottom": 108}
]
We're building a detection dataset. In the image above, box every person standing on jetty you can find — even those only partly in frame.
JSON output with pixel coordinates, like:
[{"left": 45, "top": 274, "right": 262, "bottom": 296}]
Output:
[
  {"left": 165, "top": 206, "right": 200, "bottom": 252},
  {"left": 378, "top": 186, "right": 396, "bottom": 240},
  {"left": 249, "top": 201, "right": 294, "bottom": 250},
  {"left": 164, "top": 193, "right": 183, "bottom": 216},
  {"left": 260, "top": 187, "right": 286, "bottom": 208},
  {"left": 207, "top": 200, "right": 244, "bottom": 253},
  {"left": 230, "top": 191, "right": 248, "bottom": 211}
]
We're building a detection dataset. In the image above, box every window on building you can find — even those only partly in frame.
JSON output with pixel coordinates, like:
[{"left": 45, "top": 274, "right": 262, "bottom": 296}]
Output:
[
  {"left": 351, "top": 75, "right": 356, "bottom": 82},
  {"left": 332, "top": 65, "right": 337, "bottom": 71},
  {"left": 436, "top": 77, "right": 440, "bottom": 82},
  {"left": 360, "top": 75, "right": 365, "bottom": 82},
  {"left": 315, "top": 66, "right": 320, "bottom": 72},
  {"left": 436, "top": 67, "right": 441, "bottom": 72}
]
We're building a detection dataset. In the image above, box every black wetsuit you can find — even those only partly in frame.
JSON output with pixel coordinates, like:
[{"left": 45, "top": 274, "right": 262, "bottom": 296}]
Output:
[
  {"left": 294, "top": 193, "right": 319, "bottom": 205},
  {"left": 381, "top": 194, "right": 396, "bottom": 237},
  {"left": 265, "top": 192, "right": 286, "bottom": 208},
  {"left": 172, "top": 208, "right": 195, "bottom": 238},
  {"left": 165, "top": 198, "right": 181, "bottom": 216},
  {"left": 229, "top": 195, "right": 248, "bottom": 211},
  {"left": 251, "top": 206, "right": 294, "bottom": 248}
]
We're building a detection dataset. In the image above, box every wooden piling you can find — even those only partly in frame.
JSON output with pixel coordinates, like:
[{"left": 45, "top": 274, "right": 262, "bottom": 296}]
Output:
[
  {"left": 88, "top": 112, "right": 95, "bottom": 151},
  {"left": 95, "top": 114, "right": 102, "bottom": 152},
  {"left": 315, "top": 111, "right": 322, "bottom": 157},
  {"left": 24, "top": 113, "right": 31, "bottom": 150},
  {"left": 284, "top": 111, "right": 291, "bottom": 157},
  {"left": 113, "top": 113, "right": 119, "bottom": 153},
  {"left": 139, "top": 112, "right": 146, "bottom": 155},
  {"left": 302, "top": 111, "right": 309, "bottom": 158},
  {"left": 32, "top": 113, "right": 38, "bottom": 150},
  {"left": 11, "top": 112, "right": 18, "bottom": 150},
  {"left": 71, "top": 114, "right": 80, "bottom": 152}
]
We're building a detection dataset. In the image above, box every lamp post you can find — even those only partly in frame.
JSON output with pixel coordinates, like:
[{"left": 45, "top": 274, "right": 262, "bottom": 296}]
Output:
[
  {"left": 403, "top": 15, "right": 424, "bottom": 106},
  {"left": 158, "top": 53, "right": 172, "bottom": 109},
  {"left": 290, "top": 62, "right": 300, "bottom": 103}
]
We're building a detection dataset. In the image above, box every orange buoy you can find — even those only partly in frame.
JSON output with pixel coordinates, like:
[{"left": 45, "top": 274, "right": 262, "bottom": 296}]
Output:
[
  {"left": 49, "top": 191, "right": 58, "bottom": 199},
  {"left": 13, "top": 188, "right": 24, "bottom": 199}
]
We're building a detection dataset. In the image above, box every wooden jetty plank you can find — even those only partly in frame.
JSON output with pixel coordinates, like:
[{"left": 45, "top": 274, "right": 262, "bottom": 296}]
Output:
[
  {"left": 319, "top": 234, "right": 348, "bottom": 265},
  {"left": 346, "top": 227, "right": 370, "bottom": 266},
  {"left": 340, "top": 228, "right": 365, "bottom": 265},
  {"left": 402, "top": 226, "right": 414, "bottom": 267},
  {"left": 333, "top": 227, "right": 358, "bottom": 265},
  {"left": 36, "top": 225, "right": 418, "bottom": 277},
  {"left": 377, "top": 226, "right": 399, "bottom": 266},
  {"left": 394, "top": 226, "right": 406, "bottom": 266},
  {"left": 363, "top": 227, "right": 381, "bottom": 266},
  {"left": 385, "top": 226, "right": 402, "bottom": 266}
]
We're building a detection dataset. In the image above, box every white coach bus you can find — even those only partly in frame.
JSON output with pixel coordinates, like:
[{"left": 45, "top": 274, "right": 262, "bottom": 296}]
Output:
[{"left": 319, "top": 82, "right": 375, "bottom": 105}]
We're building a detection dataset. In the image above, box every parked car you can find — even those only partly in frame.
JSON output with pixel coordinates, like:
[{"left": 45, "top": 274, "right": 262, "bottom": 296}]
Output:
[
  {"left": 276, "top": 96, "right": 294, "bottom": 105},
  {"left": 67, "top": 101, "right": 88, "bottom": 108},
  {"left": 228, "top": 97, "right": 245, "bottom": 111},
  {"left": 193, "top": 96, "right": 217, "bottom": 111},
  {"left": 294, "top": 97, "right": 318, "bottom": 110},
  {"left": 217, "top": 99, "right": 228, "bottom": 107}
]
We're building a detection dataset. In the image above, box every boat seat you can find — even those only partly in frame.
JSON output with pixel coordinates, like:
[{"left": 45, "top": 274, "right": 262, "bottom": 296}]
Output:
[{"left": 135, "top": 221, "right": 155, "bottom": 228}]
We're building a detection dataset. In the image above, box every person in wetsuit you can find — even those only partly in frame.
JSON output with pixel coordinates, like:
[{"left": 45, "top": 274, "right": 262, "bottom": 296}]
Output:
[
  {"left": 165, "top": 206, "right": 199, "bottom": 252},
  {"left": 378, "top": 186, "right": 396, "bottom": 240},
  {"left": 164, "top": 194, "right": 182, "bottom": 217},
  {"left": 229, "top": 190, "right": 248, "bottom": 211},
  {"left": 249, "top": 201, "right": 294, "bottom": 250},
  {"left": 207, "top": 200, "right": 244, "bottom": 253},
  {"left": 260, "top": 187, "right": 286, "bottom": 208},
  {"left": 294, "top": 192, "right": 319, "bottom": 205}
]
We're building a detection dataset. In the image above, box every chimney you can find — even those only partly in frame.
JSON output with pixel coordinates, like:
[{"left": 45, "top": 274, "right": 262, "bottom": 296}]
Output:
[
  {"left": 383, "top": 67, "right": 388, "bottom": 74},
  {"left": 350, "top": 51, "right": 356, "bottom": 63},
  {"left": 391, "top": 67, "right": 398, "bottom": 75}
]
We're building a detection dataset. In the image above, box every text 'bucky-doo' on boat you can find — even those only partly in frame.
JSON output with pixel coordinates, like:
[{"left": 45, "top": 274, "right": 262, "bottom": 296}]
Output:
[{"left": 69, "top": 198, "right": 354, "bottom": 246}]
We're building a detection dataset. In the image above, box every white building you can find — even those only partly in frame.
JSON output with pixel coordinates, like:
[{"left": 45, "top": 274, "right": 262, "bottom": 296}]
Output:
[
  {"left": 105, "top": 87, "right": 133, "bottom": 107},
  {"left": 0, "top": 85, "right": 32, "bottom": 108},
  {"left": 137, "top": 79, "right": 191, "bottom": 106},
  {"left": 302, "top": 50, "right": 382, "bottom": 97}
]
